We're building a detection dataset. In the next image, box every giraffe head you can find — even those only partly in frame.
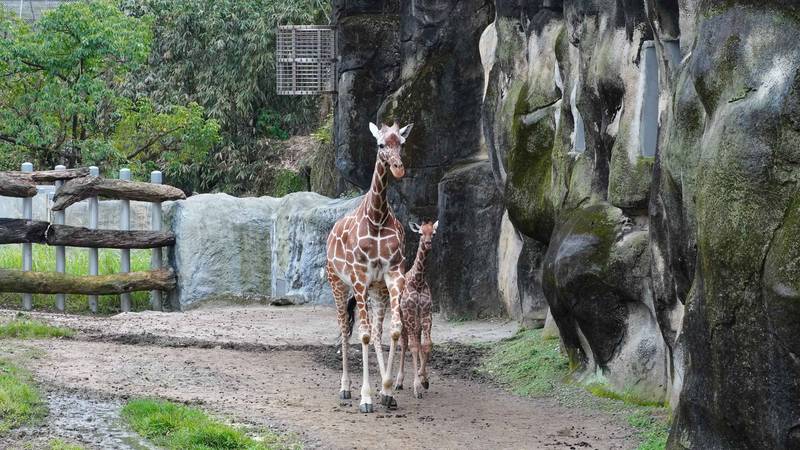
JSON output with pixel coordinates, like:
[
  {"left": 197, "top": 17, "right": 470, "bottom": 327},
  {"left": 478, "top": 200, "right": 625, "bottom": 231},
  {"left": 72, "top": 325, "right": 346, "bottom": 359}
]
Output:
[
  {"left": 409, "top": 220, "right": 439, "bottom": 251},
  {"left": 369, "top": 122, "right": 413, "bottom": 179}
]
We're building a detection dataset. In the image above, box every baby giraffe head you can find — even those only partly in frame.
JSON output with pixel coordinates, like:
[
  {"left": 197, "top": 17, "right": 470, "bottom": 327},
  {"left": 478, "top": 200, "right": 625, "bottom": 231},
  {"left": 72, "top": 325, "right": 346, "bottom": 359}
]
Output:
[
  {"left": 369, "top": 122, "right": 413, "bottom": 179},
  {"left": 409, "top": 220, "right": 439, "bottom": 252}
]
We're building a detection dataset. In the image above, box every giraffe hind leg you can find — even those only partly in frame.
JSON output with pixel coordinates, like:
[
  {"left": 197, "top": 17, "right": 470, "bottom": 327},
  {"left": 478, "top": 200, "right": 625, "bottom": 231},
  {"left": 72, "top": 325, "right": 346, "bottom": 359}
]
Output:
[{"left": 328, "top": 267, "right": 352, "bottom": 400}]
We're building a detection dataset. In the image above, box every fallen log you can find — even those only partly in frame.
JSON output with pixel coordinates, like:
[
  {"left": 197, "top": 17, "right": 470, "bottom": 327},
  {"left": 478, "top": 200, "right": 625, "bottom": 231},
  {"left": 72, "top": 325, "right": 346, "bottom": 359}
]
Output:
[
  {"left": 5, "top": 167, "right": 90, "bottom": 182},
  {"left": 52, "top": 176, "right": 186, "bottom": 211},
  {"left": 0, "top": 218, "right": 175, "bottom": 248},
  {"left": 0, "top": 172, "right": 37, "bottom": 197},
  {"left": 0, "top": 268, "right": 176, "bottom": 294}
]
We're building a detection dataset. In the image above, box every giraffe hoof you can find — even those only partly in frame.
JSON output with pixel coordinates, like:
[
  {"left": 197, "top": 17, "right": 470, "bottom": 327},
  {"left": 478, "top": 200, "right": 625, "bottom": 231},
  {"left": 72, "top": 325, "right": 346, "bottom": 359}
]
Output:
[
  {"left": 379, "top": 394, "right": 398, "bottom": 409},
  {"left": 359, "top": 403, "right": 374, "bottom": 413},
  {"left": 422, "top": 381, "right": 429, "bottom": 390},
  {"left": 394, "top": 383, "right": 403, "bottom": 391},
  {"left": 339, "top": 390, "right": 351, "bottom": 400},
  {"left": 414, "top": 391, "right": 423, "bottom": 399}
]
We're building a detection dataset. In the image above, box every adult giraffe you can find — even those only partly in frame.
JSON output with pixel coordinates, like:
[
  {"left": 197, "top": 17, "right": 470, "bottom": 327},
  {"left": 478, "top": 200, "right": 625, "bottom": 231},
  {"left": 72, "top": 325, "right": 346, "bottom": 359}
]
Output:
[{"left": 326, "top": 121, "right": 413, "bottom": 413}]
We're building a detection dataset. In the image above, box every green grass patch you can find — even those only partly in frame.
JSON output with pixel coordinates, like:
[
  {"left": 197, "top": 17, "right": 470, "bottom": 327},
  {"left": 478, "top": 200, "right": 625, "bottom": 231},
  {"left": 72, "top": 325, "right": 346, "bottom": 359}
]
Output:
[
  {"left": 48, "top": 438, "right": 86, "bottom": 450},
  {"left": 584, "top": 381, "right": 666, "bottom": 408},
  {"left": 0, "top": 317, "right": 74, "bottom": 339},
  {"left": 628, "top": 410, "right": 670, "bottom": 450},
  {"left": 0, "top": 244, "right": 151, "bottom": 314},
  {"left": 0, "top": 359, "right": 45, "bottom": 433},
  {"left": 482, "top": 329, "right": 569, "bottom": 396},
  {"left": 122, "top": 398, "right": 300, "bottom": 450}
]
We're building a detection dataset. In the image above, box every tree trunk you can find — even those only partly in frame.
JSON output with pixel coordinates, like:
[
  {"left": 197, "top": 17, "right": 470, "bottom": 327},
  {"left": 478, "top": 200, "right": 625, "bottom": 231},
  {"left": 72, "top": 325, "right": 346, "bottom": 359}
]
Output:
[
  {"left": 0, "top": 219, "right": 176, "bottom": 248},
  {"left": 52, "top": 176, "right": 186, "bottom": 211},
  {"left": 5, "top": 167, "right": 90, "bottom": 182},
  {"left": 0, "top": 269, "right": 176, "bottom": 294}
]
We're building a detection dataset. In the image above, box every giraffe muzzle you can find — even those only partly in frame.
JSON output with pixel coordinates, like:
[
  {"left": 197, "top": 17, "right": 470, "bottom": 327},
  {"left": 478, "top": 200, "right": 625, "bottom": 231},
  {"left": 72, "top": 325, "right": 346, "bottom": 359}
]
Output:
[{"left": 390, "top": 164, "right": 405, "bottom": 179}]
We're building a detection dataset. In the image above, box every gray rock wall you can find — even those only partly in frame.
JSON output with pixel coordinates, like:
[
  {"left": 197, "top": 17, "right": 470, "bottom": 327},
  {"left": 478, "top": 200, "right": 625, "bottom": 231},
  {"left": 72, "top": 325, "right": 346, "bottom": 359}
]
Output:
[
  {"left": 333, "top": 1, "right": 800, "bottom": 444},
  {"left": 164, "top": 192, "right": 361, "bottom": 310}
]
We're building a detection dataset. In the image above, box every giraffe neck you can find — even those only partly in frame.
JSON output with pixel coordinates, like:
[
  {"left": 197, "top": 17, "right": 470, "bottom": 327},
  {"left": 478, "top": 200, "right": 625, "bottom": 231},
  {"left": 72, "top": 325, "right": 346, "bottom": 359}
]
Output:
[
  {"left": 364, "top": 158, "right": 390, "bottom": 226},
  {"left": 410, "top": 240, "right": 428, "bottom": 283}
]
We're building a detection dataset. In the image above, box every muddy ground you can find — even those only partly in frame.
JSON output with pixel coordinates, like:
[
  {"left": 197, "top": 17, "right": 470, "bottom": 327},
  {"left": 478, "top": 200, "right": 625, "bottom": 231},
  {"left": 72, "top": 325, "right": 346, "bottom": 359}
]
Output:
[{"left": 0, "top": 306, "right": 637, "bottom": 450}]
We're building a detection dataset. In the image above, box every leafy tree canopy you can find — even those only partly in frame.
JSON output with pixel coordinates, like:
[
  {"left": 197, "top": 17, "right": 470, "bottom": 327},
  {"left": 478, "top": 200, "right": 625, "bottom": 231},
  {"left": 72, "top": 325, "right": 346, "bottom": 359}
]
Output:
[{"left": 0, "top": 0, "right": 220, "bottom": 181}]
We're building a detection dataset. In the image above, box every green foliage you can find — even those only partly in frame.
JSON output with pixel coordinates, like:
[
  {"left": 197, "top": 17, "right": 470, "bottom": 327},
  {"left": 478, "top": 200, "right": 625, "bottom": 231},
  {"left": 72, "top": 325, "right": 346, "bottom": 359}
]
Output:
[
  {"left": 257, "top": 110, "right": 289, "bottom": 141},
  {"left": 628, "top": 411, "right": 670, "bottom": 450},
  {"left": 481, "top": 329, "right": 569, "bottom": 396},
  {"left": 0, "top": 245, "right": 151, "bottom": 314},
  {"left": 311, "top": 113, "right": 333, "bottom": 145},
  {"left": 0, "top": 359, "right": 45, "bottom": 433},
  {"left": 271, "top": 169, "right": 305, "bottom": 197},
  {"left": 121, "top": 0, "right": 330, "bottom": 194},
  {"left": 122, "top": 398, "right": 300, "bottom": 450},
  {"left": 0, "top": 317, "right": 74, "bottom": 339},
  {"left": 0, "top": 1, "right": 219, "bottom": 180}
]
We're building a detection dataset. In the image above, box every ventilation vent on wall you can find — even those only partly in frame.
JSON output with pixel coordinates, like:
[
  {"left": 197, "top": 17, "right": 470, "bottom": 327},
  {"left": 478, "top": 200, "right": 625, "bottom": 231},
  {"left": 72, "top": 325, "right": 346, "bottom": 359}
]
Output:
[{"left": 276, "top": 25, "right": 336, "bottom": 95}]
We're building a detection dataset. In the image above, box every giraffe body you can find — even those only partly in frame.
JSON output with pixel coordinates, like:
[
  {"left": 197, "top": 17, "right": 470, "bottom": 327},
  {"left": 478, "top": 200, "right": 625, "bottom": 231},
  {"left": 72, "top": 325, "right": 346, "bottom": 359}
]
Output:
[
  {"left": 395, "top": 220, "right": 437, "bottom": 399},
  {"left": 326, "top": 122, "right": 412, "bottom": 413}
]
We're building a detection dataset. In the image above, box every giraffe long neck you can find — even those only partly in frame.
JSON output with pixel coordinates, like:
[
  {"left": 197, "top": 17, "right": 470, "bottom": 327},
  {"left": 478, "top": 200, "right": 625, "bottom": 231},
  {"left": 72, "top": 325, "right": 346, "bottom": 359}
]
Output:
[
  {"left": 410, "top": 240, "right": 428, "bottom": 283},
  {"left": 365, "top": 158, "right": 390, "bottom": 226}
]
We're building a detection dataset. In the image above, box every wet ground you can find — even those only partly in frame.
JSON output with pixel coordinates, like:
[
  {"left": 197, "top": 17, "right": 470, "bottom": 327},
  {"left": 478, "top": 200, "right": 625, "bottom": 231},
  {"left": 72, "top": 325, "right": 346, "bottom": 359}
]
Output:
[{"left": 0, "top": 306, "right": 637, "bottom": 450}]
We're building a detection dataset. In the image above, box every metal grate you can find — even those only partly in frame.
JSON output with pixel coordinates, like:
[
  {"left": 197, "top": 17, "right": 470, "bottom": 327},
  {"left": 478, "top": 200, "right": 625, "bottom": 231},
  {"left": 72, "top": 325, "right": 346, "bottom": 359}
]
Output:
[{"left": 277, "top": 25, "right": 336, "bottom": 95}]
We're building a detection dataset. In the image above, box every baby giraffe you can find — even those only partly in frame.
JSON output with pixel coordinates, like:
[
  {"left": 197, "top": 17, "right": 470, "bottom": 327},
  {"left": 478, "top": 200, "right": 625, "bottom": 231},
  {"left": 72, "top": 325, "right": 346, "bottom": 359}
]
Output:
[{"left": 394, "top": 220, "right": 438, "bottom": 398}]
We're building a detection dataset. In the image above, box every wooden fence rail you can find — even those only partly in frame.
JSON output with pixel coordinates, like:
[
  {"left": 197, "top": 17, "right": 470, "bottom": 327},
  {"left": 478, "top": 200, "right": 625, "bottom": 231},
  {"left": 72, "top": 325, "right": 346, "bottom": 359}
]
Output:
[
  {"left": 0, "top": 219, "right": 175, "bottom": 248},
  {"left": 0, "top": 163, "right": 179, "bottom": 312},
  {"left": 0, "top": 269, "right": 176, "bottom": 295}
]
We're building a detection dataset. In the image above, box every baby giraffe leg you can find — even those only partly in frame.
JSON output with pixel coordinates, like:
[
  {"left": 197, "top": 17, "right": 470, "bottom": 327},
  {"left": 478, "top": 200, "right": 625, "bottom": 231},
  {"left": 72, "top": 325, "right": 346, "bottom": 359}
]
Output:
[{"left": 394, "top": 330, "right": 407, "bottom": 390}]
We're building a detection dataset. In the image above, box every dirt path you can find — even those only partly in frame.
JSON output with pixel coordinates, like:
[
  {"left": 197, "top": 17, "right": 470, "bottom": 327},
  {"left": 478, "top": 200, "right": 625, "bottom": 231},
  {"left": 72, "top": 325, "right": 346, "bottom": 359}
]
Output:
[{"left": 0, "top": 306, "right": 637, "bottom": 449}]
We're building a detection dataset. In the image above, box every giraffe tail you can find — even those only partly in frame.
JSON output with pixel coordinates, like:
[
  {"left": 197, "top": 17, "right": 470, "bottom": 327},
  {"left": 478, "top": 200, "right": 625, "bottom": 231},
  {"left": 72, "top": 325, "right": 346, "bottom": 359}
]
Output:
[
  {"left": 336, "top": 296, "right": 357, "bottom": 351},
  {"left": 346, "top": 295, "right": 356, "bottom": 337}
]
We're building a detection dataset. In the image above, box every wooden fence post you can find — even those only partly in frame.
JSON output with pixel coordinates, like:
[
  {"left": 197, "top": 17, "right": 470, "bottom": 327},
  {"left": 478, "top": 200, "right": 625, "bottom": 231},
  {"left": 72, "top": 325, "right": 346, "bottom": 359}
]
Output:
[
  {"left": 54, "top": 164, "right": 67, "bottom": 312},
  {"left": 119, "top": 168, "right": 131, "bottom": 312},
  {"left": 88, "top": 166, "right": 99, "bottom": 313},
  {"left": 149, "top": 170, "right": 163, "bottom": 311},
  {"left": 21, "top": 162, "right": 33, "bottom": 311}
]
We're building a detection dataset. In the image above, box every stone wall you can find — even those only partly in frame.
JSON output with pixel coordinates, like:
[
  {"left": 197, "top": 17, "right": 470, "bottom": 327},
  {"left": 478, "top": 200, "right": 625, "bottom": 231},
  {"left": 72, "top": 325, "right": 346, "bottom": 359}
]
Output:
[{"left": 164, "top": 192, "right": 361, "bottom": 310}]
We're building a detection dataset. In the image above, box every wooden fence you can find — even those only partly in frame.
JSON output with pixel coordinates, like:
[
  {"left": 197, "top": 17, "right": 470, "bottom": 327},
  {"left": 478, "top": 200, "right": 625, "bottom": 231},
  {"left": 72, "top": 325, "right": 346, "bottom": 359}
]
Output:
[{"left": 0, "top": 163, "right": 185, "bottom": 312}]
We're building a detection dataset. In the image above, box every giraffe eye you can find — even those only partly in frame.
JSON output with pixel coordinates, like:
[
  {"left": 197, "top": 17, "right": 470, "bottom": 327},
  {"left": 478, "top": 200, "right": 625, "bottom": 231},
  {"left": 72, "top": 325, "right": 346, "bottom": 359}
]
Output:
[{"left": 379, "top": 143, "right": 385, "bottom": 149}]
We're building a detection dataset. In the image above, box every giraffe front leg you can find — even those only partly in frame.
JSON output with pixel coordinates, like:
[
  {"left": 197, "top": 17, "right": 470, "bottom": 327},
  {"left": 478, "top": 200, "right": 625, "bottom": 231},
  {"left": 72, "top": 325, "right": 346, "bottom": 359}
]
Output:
[
  {"left": 380, "top": 269, "right": 404, "bottom": 407},
  {"left": 370, "top": 288, "right": 396, "bottom": 409},
  {"left": 410, "top": 336, "right": 424, "bottom": 399},
  {"left": 352, "top": 282, "right": 374, "bottom": 413}
]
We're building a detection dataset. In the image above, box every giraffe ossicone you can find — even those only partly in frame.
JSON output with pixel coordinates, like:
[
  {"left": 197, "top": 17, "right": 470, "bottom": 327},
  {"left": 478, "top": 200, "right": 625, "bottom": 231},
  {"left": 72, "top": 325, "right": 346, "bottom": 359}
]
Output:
[{"left": 325, "top": 121, "right": 413, "bottom": 413}]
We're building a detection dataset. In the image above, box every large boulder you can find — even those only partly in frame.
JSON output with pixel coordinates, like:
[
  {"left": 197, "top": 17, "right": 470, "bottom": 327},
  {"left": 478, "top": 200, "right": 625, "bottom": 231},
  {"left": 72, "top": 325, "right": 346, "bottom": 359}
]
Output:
[
  {"left": 431, "top": 160, "right": 504, "bottom": 319},
  {"left": 498, "top": 212, "right": 548, "bottom": 327},
  {"left": 667, "top": 3, "right": 800, "bottom": 448},
  {"left": 543, "top": 203, "right": 668, "bottom": 402}
]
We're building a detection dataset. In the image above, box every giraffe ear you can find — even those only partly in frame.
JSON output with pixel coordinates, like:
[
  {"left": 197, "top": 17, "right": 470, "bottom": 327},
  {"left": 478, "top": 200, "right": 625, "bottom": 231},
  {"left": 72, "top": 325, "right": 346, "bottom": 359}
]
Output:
[
  {"left": 409, "top": 222, "right": 421, "bottom": 233},
  {"left": 432, "top": 220, "right": 439, "bottom": 234},
  {"left": 399, "top": 123, "right": 413, "bottom": 142},
  {"left": 369, "top": 122, "right": 381, "bottom": 140}
]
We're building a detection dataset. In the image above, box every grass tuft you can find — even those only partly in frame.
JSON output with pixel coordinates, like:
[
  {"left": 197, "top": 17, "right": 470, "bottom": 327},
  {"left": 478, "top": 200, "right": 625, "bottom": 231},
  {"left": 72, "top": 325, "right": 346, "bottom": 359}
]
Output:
[
  {"left": 628, "top": 410, "right": 670, "bottom": 450},
  {"left": 0, "top": 317, "right": 74, "bottom": 339},
  {"left": 584, "top": 381, "right": 666, "bottom": 408},
  {"left": 48, "top": 438, "right": 86, "bottom": 450},
  {"left": 0, "top": 359, "right": 45, "bottom": 433},
  {"left": 122, "top": 398, "right": 299, "bottom": 450},
  {"left": 482, "top": 329, "right": 569, "bottom": 396}
]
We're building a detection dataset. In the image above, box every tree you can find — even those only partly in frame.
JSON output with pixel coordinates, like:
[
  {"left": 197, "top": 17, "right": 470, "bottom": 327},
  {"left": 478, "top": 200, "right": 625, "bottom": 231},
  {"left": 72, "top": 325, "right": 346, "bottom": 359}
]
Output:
[
  {"left": 120, "top": 0, "right": 330, "bottom": 194},
  {"left": 0, "top": 1, "right": 219, "bottom": 181}
]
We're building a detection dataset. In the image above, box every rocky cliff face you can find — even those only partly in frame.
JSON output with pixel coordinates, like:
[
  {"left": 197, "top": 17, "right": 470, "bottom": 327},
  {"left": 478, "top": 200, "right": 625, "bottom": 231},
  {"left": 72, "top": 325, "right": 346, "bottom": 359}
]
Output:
[{"left": 334, "top": 0, "right": 800, "bottom": 447}]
